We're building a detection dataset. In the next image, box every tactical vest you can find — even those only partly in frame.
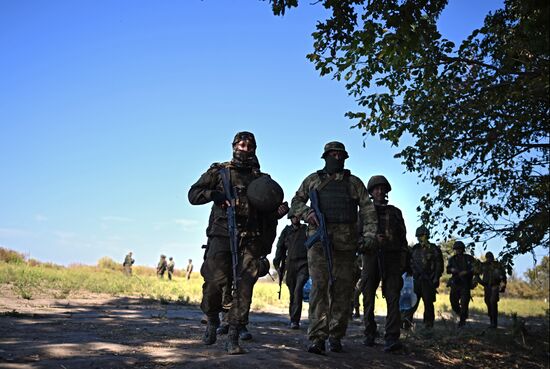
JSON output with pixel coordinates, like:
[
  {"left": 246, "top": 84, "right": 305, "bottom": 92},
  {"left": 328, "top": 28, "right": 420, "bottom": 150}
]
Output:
[
  {"left": 318, "top": 175, "right": 358, "bottom": 224},
  {"left": 411, "top": 244, "right": 437, "bottom": 277},
  {"left": 375, "top": 204, "right": 406, "bottom": 252}
]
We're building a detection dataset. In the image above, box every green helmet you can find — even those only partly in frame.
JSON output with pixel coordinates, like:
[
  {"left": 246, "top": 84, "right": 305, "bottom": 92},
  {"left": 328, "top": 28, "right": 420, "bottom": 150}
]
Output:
[
  {"left": 258, "top": 257, "right": 270, "bottom": 278},
  {"left": 321, "top": 141, "right": 349, "bottom": 159},
  {"left": 367, "top": 175, "right": 392, "bottom": 194},
  {"left": 485, "top": 251, "right": 494, "bottom": 261},
  {"left": 453, "top": 241, "right": 465, "bottom": 251},
  {"left": 415, "top": 225, "right": 429, "bottom": 237}
]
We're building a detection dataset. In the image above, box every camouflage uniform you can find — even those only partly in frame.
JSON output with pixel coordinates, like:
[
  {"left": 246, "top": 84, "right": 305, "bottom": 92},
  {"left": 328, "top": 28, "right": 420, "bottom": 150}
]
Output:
[
  {"left": 188, "top": 132, "right": 281, "bottom": 354},
  {"left": 167, "top": 258, "right": 175, "bottom": 280},
  {"left": 362, "top": 191, "right": 408, "bottom": 347},
  {"left": 273, "top": 220, "right": 309, "bottom": 327},
  {"left": 157, "top": 255, "right": 167, "bottom": 278},
  {"left": 186, "top": 260, "right": 193, "bottom": 280},
  {"left": 123, "top": 252, "right": 134, "bottom": 276},
  {"left": 290, "top": 142, "right": 377, "bottom": 353},
  {"left": 477, "top": 253, "right": 507, "bottom": 328},
  {"left": 446, "top": 242, "right": 477, "bottom": 326},
  {"left": 402, "top": 227, "right": 443, "bottom": 328}
]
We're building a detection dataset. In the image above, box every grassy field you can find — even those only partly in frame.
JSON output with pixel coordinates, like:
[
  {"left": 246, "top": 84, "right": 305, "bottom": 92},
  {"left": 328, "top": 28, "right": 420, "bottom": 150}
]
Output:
[{"left": 1, "top": 260, "right": 548, "bottom": 319}]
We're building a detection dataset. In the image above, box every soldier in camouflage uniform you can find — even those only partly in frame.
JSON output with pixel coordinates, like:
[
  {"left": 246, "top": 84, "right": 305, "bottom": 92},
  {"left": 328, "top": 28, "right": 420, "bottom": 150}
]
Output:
[
  {"left": 361, "top": 175, "right": 408, "bottom": 351},
  {"left": 477, "top": 252, "right": 507, "bottom": 328},
  {"left": 123, "top": 252, "right": 134, "bottom": 276},
  {"left": 290, "top": 141, "right": 378, "bottom": 355},
  {"left": 157, "top": 255, "right": 168, "bottom": 278},
  {"left": 447, "top": 241, "right": 477, "bottom": 327},
  {"left": 167, "top": 257, "right": 175, "bottom": 280},
  {"left": 273, "top": 208, "right": 309, "bottom": 329},
  {"left": 188, "top": 131, "right": 288, "bottom": 354},
  {"left": 402, "top": 226, "right": 443, "bottom": 329}
]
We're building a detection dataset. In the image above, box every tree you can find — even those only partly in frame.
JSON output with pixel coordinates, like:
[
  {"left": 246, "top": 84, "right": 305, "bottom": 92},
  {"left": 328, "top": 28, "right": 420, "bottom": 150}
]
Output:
[
  {"left": 271, "top": 0, "right": 549, "bottom": 266},
  {"left": 524, "top": 255, "right": 549, "bottom": 298}
]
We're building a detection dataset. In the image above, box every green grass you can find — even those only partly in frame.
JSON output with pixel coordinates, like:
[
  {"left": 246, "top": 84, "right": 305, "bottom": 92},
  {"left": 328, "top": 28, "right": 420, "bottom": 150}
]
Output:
[{"left": 1, "top": 261, "right": 546, "bottom": 318}]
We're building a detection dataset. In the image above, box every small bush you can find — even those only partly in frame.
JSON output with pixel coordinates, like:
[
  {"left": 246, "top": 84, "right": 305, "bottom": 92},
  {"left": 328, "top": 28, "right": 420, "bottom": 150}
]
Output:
[
  {"left": 0, "top": 247, "right": 26, "bottom": 264},
  {"left": 97, "top": 257, "right": 121, "bottom": 271}
]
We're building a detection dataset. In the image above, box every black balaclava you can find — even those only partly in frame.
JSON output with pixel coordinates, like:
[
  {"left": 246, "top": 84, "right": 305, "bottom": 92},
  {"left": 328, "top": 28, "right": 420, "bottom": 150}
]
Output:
[
  {"left": 232, "top": 131, "right": 259, "bottom": 169},
  {"left": 324, "top": 155, "right": 345, "bottom": 174}
]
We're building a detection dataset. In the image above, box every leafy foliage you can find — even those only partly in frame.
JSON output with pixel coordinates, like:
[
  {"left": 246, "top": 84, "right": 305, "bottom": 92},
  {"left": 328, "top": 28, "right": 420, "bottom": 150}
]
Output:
[{"left": 272, "top": 0, "right": 549, "bottom": 265}]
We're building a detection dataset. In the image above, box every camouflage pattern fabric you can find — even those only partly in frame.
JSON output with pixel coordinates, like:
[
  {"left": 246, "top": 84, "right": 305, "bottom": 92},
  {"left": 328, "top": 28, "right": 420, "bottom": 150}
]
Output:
[{"left": 290, "top": 169, "right": 377, "bottom": 343}]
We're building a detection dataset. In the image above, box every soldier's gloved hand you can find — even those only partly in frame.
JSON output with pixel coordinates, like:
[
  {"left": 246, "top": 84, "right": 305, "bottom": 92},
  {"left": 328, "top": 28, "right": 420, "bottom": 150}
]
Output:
[
  {"left": 211, "top": 191, "right": 227, "bottom": 206},
  {"left": 306, "top": 209, "right": 319, "bottom": 227},
  {"left": 277, "top": 201, "right": 289, "bottom": 219}
]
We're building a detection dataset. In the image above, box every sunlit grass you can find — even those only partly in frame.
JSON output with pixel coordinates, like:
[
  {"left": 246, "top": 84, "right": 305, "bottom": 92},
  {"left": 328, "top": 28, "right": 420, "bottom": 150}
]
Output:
[{"left": 1, "top": 261, "right": 545, "bottom": 319}]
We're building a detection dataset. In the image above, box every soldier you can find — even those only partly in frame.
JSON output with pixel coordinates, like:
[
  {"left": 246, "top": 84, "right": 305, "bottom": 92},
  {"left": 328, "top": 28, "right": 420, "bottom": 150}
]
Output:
[
  {"left": 188, "top": 131, "right": 288, "bottom": 354},
  {"left": 290, "top": 141, "right": 377, "bottom": 354},
  {"left": 122, "top": 252, "right": 134, "bottom": 276},
  {"left": 157, "top": 255, "right": 168, "bottom": 278},
  {"left": 477, "top": 252, "right": 507, "bottom": 328},
  {"left": 186, "top": 259, "right": 194, "bottom": 280},
  {"left": 273, "top": 208, "right": 309, "bottom": 329},
  {"left": 361, "top": 175, "right": 408, "bottom": 351},
  {"left": 447, "top": 241, "right": 477, "bottom": 327},
  {"left": 167, "top": 257, "right": 175, "bottom": 280},
  {"left": 402, "top": 226, "right": 443, "bottom": 329}
]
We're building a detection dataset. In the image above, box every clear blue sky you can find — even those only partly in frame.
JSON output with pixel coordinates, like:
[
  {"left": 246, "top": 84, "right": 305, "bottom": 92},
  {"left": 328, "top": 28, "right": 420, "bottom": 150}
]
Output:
[{"left": 1, "top": 1, "right": 540, "bottom": 274}]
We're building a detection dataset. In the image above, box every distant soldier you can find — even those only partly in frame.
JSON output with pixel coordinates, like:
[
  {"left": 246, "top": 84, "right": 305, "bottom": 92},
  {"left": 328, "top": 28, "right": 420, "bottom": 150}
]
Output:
[
  {"left": 361, "top": 175, "right": 408, "bottom": 351},
  {"left": 402, "top": 226, "right": 443, "bottom": 329},
  {"left": 167, "top": 257, "right": 175, "bottom": 280},
  {"left": 477, "top": 252, "right": 507, "bottom": 328},
  {"left": 446, "top": 241, "right": 477, "bottom": 327},
  {"left": 273, "top": 208, "right": 309, "bottom": 329},
  {"left": 122, "top": 252, "right": 134, "bottom": 276},
  {"left": 186, "top": 259, "right": 194, "bottom": 280},
  {"left": 157, "top": 255, "right": 168, "bottom": 278}
]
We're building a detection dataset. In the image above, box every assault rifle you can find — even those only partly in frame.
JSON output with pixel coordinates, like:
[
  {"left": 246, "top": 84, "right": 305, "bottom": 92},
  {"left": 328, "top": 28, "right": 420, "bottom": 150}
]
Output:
[
  {"left": 277, "top": 257, "right": 286, "bottom": 299},
  {"left": 220, "top": 168, "right": 239, "bottom": 295},
  {"left": 304, "top": 189, "right": 335, "bottom": 286}
]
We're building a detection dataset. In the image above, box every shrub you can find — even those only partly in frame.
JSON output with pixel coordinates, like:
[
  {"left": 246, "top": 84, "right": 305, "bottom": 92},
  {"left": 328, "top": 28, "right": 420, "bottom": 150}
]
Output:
[
  {"left": 97, "top": 257, "right": 120, "bottom": 271},
  {"left": 0, "top": 247, "right": 26, "bottom": 264}
]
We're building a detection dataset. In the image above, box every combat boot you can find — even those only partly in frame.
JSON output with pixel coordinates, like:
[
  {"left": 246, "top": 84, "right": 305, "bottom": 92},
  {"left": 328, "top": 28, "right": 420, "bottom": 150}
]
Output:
[
  {"left": 239, "top": 326, "right": 252, "bottom": 341},
  {"left": 217, "top": 322, "right": 229, "bottom": 335},
  {"left": 328, "top": 337, "right": 343, "bottom": 352},
  {"left": 307, "top": 339, "right": 326, "bottom": 355},
  {"left": 202, "top": 317, "right": 220, "bottom": 345},
  {"left": 226, "top": 326, "right": 245, "bottom": 355}
]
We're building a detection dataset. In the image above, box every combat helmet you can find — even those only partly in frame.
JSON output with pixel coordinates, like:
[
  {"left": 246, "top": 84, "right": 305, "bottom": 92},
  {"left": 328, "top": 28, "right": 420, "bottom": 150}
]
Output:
[
  {"left": 247, "top": 176, "right": 284, "bottom": 213},
  {"left": 321, "top": 141, "right": 349, "bottom": 159},
  {"left": 415, "top": 225, "right": 429, "bottom": 237},
  {"left": 367, "top": 175, "right": 392, "bottom": 194},
  {"left": 258, "top": 257, "right": 270, "bottom": 278},
  {"left": 453, "top": 241, "right": 466, "bottom": 251}
]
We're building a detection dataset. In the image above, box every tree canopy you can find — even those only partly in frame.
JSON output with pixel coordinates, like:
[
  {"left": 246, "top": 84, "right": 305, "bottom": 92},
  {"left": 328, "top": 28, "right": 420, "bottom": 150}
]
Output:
[{"left": 271, "top": 0, "right": 549, "bottom": 266}]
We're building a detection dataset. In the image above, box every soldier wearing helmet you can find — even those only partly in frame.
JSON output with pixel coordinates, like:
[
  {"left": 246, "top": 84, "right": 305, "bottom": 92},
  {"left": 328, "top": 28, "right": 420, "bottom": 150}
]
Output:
[
  {"left": 273, "top": 207, "right": 309, "bottom": 330},
  {"left": 401, "top": 225, "right": 444, "bottom": 329},
  {"left": 446, "top": 241, "right": 477, "bottom": 327},
  {"left": 157, "top": 255, "right": 168, "bottom": 278},
  {"left": 476, "top": 251, "right": 507, "bottom": 328},
  {"left": 361, "top": 175, "right": 408, "bottom": 351},
  {"left": 122, "top": 252, "right": 134, "bottom": 276},
  {"left": 290, "top": 141, "right": 378, "bottom": 354},
  {"left": 188, "top": 131, "right": 289, "bottom": 354}
]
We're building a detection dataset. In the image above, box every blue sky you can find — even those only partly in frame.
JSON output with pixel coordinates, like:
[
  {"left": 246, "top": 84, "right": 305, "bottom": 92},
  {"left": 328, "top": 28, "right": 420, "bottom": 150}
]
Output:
[{"left": 1, "top": 1, "right": 541, "bottom": 274}]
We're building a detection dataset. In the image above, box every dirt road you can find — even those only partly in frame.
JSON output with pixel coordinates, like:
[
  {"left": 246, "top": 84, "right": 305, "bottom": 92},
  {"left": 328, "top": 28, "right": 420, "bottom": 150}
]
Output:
[{"left": 0, "top": 290, "right": 547, "bottom": 369}]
